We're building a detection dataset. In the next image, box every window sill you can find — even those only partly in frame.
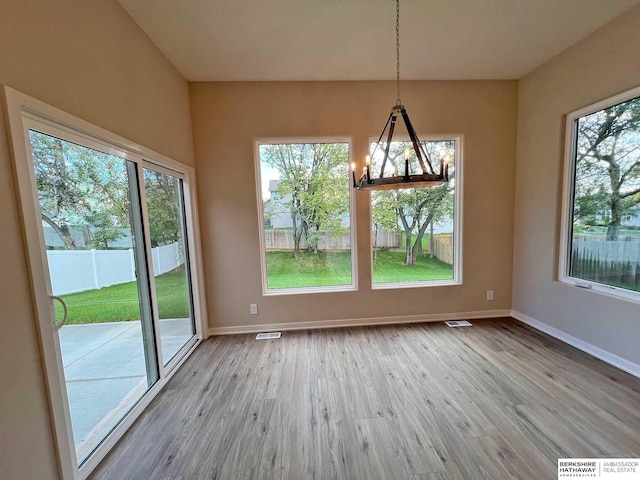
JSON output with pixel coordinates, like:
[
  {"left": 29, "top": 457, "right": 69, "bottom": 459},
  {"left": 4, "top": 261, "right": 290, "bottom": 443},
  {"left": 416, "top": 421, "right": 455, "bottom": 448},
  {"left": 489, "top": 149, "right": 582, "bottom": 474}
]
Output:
[
  {"left": 372, "top": 279, "right": 460, "bottom": 290},
  {"left": 559, "top": 277, "right": 640, "bottom": 306},
  {"left": 262, "top": 284, "right": 357, "bottom": 296}
]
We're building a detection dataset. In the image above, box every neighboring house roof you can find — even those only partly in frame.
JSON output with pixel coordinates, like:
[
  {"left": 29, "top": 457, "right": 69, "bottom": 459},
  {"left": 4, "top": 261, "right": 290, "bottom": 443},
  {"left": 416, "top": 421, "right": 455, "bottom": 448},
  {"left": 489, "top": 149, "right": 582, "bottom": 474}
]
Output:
[{"left": 268, "top": 179, "right": 280, "bottom": 192}]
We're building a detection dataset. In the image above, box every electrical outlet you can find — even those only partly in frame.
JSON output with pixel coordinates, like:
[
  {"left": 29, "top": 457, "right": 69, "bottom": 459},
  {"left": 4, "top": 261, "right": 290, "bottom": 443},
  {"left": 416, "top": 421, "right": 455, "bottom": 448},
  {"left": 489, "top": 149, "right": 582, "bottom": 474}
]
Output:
[
  {"left": 486, "top": 290, "right": 494, "bottom": 301},
  {"left": 250, "top": 303, "right": 258, "bottom": 315}
]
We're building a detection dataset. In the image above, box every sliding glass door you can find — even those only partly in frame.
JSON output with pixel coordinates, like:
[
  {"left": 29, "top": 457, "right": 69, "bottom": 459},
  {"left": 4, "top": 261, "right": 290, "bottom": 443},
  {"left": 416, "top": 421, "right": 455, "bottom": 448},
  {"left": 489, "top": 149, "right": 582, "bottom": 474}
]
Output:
[
  {"left": 28, "top": 128, "right": 159, "bottom": 463},
  {"left": 16, "top": 115, "right": 200, "bottom": 475},
  {"left": 143, "top": 167, "right": 196, "bottom": 365}
]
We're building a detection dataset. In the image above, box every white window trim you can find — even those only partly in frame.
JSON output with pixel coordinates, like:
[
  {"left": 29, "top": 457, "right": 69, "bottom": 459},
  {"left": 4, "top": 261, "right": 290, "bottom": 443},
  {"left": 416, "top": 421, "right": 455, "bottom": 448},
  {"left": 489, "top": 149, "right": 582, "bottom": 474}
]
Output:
[
  {"left": 559, "top": 84, "right": 640, "bottom": 305},
  {"left": 368, "top": 134, "right": 464, "bottom": 290},
  {"left": 254, "top": 137, "right": 358, "bottom": 296},
  {"left": 2, "top": 86, "right": 209, "bottom": 480}
]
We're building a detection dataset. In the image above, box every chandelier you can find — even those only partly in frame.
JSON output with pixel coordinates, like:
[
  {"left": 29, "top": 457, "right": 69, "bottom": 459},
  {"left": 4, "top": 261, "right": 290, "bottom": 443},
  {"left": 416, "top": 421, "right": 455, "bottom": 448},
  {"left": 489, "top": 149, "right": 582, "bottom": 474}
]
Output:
[{"left": 352, "top": 0, "right": 449, "bottom": 191}]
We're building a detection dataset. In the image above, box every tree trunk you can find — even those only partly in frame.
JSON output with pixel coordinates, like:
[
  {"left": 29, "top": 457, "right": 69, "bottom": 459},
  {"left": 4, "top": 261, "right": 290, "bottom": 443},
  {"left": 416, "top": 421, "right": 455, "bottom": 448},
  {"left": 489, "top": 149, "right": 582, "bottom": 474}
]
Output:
[
  {"left": 291, "top": 211, "right": 301, "bottom": 259},
  {"left": 412, "top": 215, "right": 432, "bottom": 262},
  {"left": 398, "top": 205, "right": 416, "bottom": 265},
  {"left": 293, "top": 231, "right": 301, "bottom": 259},
  {"left": 82, "top": 225, "right": 93, "bottom": 248},
  {"left": 606, "top": 224, "right": 621, "bottom": 241},
  {"left": 313, "top": 225, "right": 319, "bottom": 255},
  {"left": 607, "top": 195, "right": 623, "bottom": 241},
  {"left": 41, "top": 213, "right": 77, "bottom": 249},
  {"left": 606, "top": 156, "right": 623, "bottom": 241},
  {"left": 404, "top": 231, "right": 415, "bottom": 265},
  {"left": 429, "top": 222, "right": 434, "bottom": 259},
  {"left": 373, "top": 223, "right": 379, "bottom": 260}
]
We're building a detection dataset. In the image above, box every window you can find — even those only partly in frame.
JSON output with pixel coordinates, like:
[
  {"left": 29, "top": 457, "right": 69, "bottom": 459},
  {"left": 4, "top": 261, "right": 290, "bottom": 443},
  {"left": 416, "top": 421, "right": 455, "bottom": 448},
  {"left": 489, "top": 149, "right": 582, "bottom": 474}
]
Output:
[
  {"left": 561, "top": 86, "right": 640, "bottom": 302},
  {"left": 255, "top": 139, "right": 356, "bottom": 294},
  {"left": 370, "top": 136, "right": 462, "bottom": 288}
]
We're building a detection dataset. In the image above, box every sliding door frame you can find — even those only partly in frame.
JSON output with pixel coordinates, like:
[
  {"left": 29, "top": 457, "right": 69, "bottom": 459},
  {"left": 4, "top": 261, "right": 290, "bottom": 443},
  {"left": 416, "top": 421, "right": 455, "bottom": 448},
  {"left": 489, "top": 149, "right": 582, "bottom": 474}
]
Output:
[
  {"left": 2, "top": 86, "right": 208, "bottom": 480},
  {"left": 139, "top": 162, "right": 200, "bottom": 374}
]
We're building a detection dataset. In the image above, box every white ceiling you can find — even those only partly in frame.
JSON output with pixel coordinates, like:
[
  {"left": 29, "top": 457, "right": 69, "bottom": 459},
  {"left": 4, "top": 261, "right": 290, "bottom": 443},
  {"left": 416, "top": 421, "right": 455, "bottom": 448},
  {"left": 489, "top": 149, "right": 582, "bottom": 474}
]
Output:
[{"left": 119, "top": 0, "right": 639, "bottom": 82}]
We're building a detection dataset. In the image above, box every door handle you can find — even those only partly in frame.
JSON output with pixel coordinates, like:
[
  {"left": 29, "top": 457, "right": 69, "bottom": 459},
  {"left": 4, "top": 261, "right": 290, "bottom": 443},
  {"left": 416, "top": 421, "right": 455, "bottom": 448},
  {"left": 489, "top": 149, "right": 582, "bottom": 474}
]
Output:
[{"left": 49, "top": 295, "right": 68, "bottom": 331}]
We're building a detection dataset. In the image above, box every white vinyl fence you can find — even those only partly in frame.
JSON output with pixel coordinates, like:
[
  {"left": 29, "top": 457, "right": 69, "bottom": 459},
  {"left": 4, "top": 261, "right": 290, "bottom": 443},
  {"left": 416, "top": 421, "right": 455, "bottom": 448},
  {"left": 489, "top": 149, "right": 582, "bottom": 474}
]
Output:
[
  {"left": 47, "top": 242, "right": 183, "bottom": 295},
  {"left": 573, "top": 236, "right": 640, "bottom": 263}
]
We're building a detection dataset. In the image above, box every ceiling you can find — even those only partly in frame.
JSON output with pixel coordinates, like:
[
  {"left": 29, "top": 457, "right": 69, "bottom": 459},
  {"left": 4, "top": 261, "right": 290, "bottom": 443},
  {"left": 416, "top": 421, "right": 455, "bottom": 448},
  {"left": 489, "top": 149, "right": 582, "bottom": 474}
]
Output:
[{"left": 119, "top": 0, "right": 639, "bottom": 82}]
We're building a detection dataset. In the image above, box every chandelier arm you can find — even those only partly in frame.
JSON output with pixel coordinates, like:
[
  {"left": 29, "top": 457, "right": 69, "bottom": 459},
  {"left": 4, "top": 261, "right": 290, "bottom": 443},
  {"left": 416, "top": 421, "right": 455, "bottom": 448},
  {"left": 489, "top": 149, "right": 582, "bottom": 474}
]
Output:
[
  {"left": 401, "top": 109, "right": 435, "bottom": 174},
  {"left": 418, "top": 141, "right": 442, "bottom": 175},
  {"left": 418, "top": 139, "right": 439, "bottom": 176},
  {"left": 379, "top": 113, "right": 397, "bottom": 177},
  {"left": 371, "top": 111, "right": 394, "bottom": 161}
]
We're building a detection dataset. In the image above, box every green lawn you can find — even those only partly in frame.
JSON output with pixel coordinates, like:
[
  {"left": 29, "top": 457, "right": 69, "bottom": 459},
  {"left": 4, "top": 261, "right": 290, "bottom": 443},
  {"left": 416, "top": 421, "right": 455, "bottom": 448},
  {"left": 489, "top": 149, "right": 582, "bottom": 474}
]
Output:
[
  {"left": 266, "top": 250, "right": 353, "bottom": 288},
  {"left": 266, "top": 249, "right": 452, "bottom": 289},
  {"left": 399, "top": 231, "right": 431, "bottom": 250},
  {"left": 372, "top": 250, "right": 453, "bottom": 283},
  {"left": 59, "top": 251, "right": 453, "bottom": 324},
  {"left": 56, "top": 270, "right": 190, "bottom": 325}
]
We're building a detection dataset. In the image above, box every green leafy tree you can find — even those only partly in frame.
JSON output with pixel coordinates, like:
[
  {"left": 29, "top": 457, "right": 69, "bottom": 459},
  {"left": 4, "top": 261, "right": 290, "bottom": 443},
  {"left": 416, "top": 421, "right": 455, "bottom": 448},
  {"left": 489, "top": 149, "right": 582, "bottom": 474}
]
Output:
[
  {"left": 143, "top": 170, "right": 182, "bottom": 246},
  {"left": 260, "top": 143, "right": 349, "bottom": 258},
  {"left": 30, "top": 131, "right": 130, "bottom": 249},
  {"left": 371, "top": 190, "right": 399, "bottom": 259},
  {"left": 371, "top": 141, "right": 455, "bottom": 265},
  {"left": 92, "top": 227, "right": 123, "bottom": 249},
  {"left": 575, "top": 97, "right": 640, "bottom": 240}
]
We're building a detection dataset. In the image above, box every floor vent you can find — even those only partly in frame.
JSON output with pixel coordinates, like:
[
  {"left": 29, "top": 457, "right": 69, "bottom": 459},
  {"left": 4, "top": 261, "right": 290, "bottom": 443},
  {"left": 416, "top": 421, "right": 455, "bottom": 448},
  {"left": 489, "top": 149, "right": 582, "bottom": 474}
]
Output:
[
  {"left": 256, "top": 332, "right": 282, "bottom": 340},
  {"left": 445, "top": 320, "right": 473, "bottom": 328}
]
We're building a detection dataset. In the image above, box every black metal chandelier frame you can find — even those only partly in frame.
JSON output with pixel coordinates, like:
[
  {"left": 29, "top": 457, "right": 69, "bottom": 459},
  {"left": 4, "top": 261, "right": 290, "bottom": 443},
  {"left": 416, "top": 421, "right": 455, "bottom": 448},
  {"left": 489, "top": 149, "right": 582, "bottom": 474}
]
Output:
[{"left": 352, "top": 0, "right": 449, "bottom": 191}]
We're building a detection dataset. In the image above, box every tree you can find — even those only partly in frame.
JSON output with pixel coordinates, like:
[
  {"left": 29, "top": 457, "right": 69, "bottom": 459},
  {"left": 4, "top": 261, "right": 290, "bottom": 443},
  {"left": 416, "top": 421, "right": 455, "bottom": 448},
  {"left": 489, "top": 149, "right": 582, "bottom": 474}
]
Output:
[
  {"left": 374, "top": 185, "right": 452, "bottom": 265},
  {"left": 260, "top": 143, "right": 349, "bottom": 258},
  {"left": 575, "top": 97, "right": 640, "bottom": 240},
  {"left": 144, "top": 170, "right": 182, "bottom": 247},
  {"left": 371, "top": 191, "right": 398, "bottom": 259},
  {"left": 371, "top": 140, "right": 455, "bottom": 265},
  {"left": 30, "top": 131, "right": 130, "bottom": 249}
]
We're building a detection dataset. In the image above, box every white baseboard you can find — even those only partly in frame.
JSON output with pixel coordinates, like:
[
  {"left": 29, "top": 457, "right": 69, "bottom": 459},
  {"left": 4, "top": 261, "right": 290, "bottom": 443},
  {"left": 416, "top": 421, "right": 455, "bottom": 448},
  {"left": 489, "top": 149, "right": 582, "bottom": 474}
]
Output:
[
  {"left": 208, "top": 309, "right": 511, "bottom": 336},
  {"left": 511, "top": 310, "right": 640, "bottom": 379}
]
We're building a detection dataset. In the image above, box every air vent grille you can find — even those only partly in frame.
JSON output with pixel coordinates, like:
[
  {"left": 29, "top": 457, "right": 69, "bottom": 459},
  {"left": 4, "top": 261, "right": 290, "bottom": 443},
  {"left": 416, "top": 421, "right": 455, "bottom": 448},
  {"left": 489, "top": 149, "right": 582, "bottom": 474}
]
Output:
[
  {"left": 445, "top": 320, "right": 473, "bottom": 328},
  {"left": 256, "top": 332, "right": 282, "bottom": 340}
]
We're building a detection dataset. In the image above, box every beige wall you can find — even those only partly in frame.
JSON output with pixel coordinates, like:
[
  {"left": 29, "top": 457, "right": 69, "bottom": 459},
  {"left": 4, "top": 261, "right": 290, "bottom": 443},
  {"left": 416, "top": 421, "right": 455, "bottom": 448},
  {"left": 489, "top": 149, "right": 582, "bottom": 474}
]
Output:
[
  {"left": 190, "top": 81, "right": 517, "bottom": 330},
  {"left": 0, "top": 1, "right": 194, "bottom": 478},
  {"left": 513, "top": 4, "right": 640, "bottom": 366}
]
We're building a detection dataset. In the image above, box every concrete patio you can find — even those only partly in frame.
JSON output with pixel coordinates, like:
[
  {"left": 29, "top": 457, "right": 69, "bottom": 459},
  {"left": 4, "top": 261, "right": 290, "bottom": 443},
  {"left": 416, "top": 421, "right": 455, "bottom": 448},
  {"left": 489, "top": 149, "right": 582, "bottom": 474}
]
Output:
[{"left": 59, "top": 318, "right": 193, "bottom": 461}]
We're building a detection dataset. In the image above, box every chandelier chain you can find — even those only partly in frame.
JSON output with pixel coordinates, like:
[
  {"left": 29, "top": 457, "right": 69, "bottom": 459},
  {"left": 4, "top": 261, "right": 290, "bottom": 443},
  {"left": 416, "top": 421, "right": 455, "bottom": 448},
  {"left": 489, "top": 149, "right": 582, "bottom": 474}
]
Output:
[{"left": 396, "top": 0, "right": 401, "bottom": 105}]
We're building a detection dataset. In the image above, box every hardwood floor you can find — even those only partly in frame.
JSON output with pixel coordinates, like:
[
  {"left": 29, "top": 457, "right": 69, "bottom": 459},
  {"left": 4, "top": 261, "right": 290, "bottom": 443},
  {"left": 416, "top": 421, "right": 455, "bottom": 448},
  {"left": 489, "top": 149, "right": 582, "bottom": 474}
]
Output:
[{"left": 90, "top": 318, "right": 640, "bottom": 480}]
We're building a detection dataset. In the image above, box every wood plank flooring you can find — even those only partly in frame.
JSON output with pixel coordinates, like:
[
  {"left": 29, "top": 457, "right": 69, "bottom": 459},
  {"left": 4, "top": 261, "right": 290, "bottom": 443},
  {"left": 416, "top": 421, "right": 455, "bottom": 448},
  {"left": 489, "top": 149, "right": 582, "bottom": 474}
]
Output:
[{"left": 90, "top": 318, "right": 640, "bottom": 480}]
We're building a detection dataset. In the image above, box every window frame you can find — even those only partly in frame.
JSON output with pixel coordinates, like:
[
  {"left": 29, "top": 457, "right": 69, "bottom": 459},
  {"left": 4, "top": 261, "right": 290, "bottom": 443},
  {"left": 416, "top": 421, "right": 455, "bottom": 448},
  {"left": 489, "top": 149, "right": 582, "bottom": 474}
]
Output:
[
  {"left": 368, "top": 133, "right": 464, "bottom": 290},
  {"left": 3, "top": 86, "right": 208, "bottom": 480},
  {"left": 254, "top": 137, "right": 358, "bottom": 296},
  {"left": 559, "top": 84, "right": 640, "bottom": 305}
]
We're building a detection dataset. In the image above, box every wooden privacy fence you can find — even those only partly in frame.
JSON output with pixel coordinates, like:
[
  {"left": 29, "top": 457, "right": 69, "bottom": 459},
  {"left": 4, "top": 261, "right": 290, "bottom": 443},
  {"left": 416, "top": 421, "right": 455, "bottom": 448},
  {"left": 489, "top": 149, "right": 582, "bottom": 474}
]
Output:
[
  {"left": 432, "top": 234, "right": 453, "bottom": 265},
  {"left": 265, "top": 229, "right": 402, "bottom": 251},
  {"left": 371, "top": 230, "right": 403, "bottom": 250},
  {"left": 265, "top": 228, "right": 454, "bottom": 265},
  {"left": 571, "top": 236, "right": 640, "bottom": 287}
]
